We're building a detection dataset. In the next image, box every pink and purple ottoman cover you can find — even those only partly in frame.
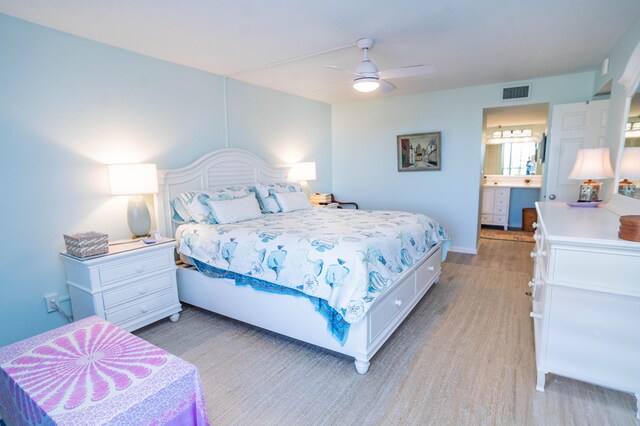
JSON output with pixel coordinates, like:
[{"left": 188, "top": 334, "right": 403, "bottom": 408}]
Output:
[{"left": 0, "top": 316, "right": 210, "bottom": 425}]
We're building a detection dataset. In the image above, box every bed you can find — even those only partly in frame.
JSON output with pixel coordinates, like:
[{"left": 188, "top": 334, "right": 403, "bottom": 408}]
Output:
[{"left": 156, "top": 148, "right": 449, "bottom": 373}]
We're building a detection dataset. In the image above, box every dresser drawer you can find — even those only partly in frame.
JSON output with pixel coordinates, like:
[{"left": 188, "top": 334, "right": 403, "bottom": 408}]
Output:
[
  {"left": 105, "top": 291, "right": 176, "bottom": 325},
  {"left": 550, "top": 248, "right": 640, "bottom": 293},
  {"left": 369, "top": 274, "right": 416, "bottom": 343},
  {"left": 481, "top": 214, "right": 493, "bottom": 224},
  {"left": 494, "top": 206, "right": 508, "bottom": 215},
  {"left": 416, "top": 247, "right": 441, "bottom": 291},
  {"left": 495, "top": 188, "right": 510, "bottom": 199},
  {"left": 493, "top": 215, "right": 507, "bottom": 225},
  {"left": 99, "top": 252, "right": 172, "bottom": 284},
  {"left": 102, "top": 272, "right": 174, "bottom": 310},
  {"left": 494, "top": 198, "right": 508, "bottom": 208}
]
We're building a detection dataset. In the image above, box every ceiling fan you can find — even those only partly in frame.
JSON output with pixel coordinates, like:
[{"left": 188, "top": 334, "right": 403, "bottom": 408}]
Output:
[{"left": 325, "top": 38, "right": 436, "bottom": 93}]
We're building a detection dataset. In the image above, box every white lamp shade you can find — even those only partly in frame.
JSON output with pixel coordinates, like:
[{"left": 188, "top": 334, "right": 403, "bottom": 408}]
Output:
[
  {"left": 288, "top": 162, "right": 317, "bottom": 181},
  {"left": 567, "top": 148, "right": 614, "bottom": 180},
  {"left": 620, "top": 147, "right": 640, "bottom": 179},
  {"left": 353, "top": 77, "right": 380, "bottom": 93},
  {"left": 108, "top": 163, "right": 158, "bottom": 195}
]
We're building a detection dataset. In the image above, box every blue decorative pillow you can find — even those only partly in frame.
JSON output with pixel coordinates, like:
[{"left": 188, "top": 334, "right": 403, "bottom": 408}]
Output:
[
  {"left": 170, "top": 186, "right": 252, "bottom": 224},
  {"left": 255, "top": 182, "right": 303, "bottom": 213}
]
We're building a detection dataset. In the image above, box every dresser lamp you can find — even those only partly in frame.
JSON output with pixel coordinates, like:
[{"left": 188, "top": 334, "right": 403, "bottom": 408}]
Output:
[
  {"left": 567, "top": 148, "right": 614, "bottom": 202},
  {"left": 618, "top": 147, "right": 640, "bottom": 197},
  {"left": 108, "top": 163, "right": 158, "bottom": 238},
  {"left": 288, "top": 162, "right": 317, "bottom": 196}
]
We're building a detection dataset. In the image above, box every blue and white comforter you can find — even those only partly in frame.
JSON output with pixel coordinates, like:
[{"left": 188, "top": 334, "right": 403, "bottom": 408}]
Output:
[{"left": 176, "top": 208, "right": 449, "bottom": 324}]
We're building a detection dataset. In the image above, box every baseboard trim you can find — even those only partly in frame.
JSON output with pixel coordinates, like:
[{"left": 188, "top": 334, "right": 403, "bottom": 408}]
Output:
[{"left": 448, "top": 245, "right": 477, "bottom": 255}]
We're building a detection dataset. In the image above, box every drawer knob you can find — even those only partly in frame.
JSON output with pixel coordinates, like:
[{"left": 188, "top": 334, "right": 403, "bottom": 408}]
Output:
[
  {"left": 530, "top": 312, "right": 542, "bottom": 319},
  {"left": 140, "top": 305, "right": 148, "bottom": 313},
  {"left": 428, "top": 266, "right": 435, "bottom": 272},
  {"left": 528, "top": 280, "right": 535, "bottom": 287},
  {"left": 136, "top": 264, "right": 144, "bottom": 273},
  {"left": 394, "top": 299, "right": 402, "bottom": 307},
  {"left": 138, "top": 286, "right": 148, "bottom": 295}
]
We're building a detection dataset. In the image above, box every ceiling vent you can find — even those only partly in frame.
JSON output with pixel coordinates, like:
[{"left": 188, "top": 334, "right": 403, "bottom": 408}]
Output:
[{"left": 502, "top": 84, "right": 531, "bottom": 101}]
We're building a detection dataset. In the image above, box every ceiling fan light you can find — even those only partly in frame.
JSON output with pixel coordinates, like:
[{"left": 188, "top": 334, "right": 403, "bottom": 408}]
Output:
[{"left": 353, "top": 77, "right": 380, "bottom": 92}]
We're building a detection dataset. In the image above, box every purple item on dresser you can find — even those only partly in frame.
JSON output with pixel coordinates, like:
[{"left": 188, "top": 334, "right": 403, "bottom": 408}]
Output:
[{"left": 0, "top": 316, "right": 209, "bottom": 426}]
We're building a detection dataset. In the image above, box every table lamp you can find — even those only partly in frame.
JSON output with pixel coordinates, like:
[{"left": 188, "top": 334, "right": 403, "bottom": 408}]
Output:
[
  {"left": 567, "top": 148, "right": 614, "bottom": 202},
  {"left": 288, "top": 162, "right": 317, "bottom": 196},
  {"left": 108, "top": 163, "right": 158, "bottom": 237},
  {"left": 619, "top": 147, "right": 640, "bottom": 197}
]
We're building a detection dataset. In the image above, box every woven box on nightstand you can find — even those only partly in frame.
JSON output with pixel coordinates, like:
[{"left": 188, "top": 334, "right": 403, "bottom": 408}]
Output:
[{"left": 63, "top": 231, "right": 109, "bottom": 258}]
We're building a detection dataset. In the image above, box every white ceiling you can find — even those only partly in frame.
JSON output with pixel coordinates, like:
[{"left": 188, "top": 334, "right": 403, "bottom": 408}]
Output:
[{"left": 1, "top": 1, "right": 639, "bottom": 104}]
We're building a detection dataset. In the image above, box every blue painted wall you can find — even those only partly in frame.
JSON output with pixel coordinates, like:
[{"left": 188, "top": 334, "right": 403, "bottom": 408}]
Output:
[
  {"left": 508, "top": 188, "right": 541, "bottom": 228},
  {"left": 0, "top": 14, "right": 331, "bottom": 346},
  {"left": 332, "top": 73, "right": 596, "bottom": 253}
]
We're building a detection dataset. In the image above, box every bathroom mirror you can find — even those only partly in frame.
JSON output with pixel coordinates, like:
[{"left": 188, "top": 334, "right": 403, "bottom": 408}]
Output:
[
  {"left": 482, "top": 104, "right": 548, "bottom": 176},
  {"left": 484, "top": 138, "right": 543, "bottom": 176}
]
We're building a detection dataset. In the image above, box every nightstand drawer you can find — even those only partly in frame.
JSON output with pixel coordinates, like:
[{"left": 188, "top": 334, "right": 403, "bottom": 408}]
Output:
[
  {"left": 105, "top": 291, "right": 176, "bottom": 325},
  {"left": 99, "top": 252, "right": 171, "bottom": 284},
  {"left": 102, "top": 272, "right": 174, "bottom": 310}
]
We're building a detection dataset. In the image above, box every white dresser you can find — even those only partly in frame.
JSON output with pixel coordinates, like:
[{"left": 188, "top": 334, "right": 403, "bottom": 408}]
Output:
[
  {"left": 61, "top": 238, "right": 181, "bottom": 332},
  {"left": 482, "top": 186, "right": 510, "bottom": 230},
  {"left": 531, "top": 202, "right": 640, "bottom": 419}
]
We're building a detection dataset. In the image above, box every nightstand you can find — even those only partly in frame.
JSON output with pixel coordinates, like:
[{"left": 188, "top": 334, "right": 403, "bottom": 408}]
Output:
[{"left": 61, "top": 238, "right": 181, "bottom": 332}]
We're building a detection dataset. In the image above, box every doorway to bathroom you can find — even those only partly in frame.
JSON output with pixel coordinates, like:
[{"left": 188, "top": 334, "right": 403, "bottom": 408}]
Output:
[{"left": 480, "top": 103, "right": 549, "bottom": 241}]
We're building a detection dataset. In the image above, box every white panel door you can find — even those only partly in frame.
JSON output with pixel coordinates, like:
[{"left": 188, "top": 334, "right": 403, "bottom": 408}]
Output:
[{"left": 544, "top": 100, "right": 609, "bottom": 202}]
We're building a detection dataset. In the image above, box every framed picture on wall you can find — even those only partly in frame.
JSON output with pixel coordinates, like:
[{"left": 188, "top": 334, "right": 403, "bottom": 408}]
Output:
[{"left": 397, "top": 132, "right": 441, "bottom": 171}]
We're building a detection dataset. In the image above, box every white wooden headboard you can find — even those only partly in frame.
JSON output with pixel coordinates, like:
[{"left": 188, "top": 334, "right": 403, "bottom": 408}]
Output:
[{"left": 156, "top": 148, "right": 289, "bottom": 237}]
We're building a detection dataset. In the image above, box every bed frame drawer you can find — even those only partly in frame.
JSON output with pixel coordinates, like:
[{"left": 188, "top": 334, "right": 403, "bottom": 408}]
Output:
[
  {"left": 368, "top": 274, "right": 416, "bottom": 343},
  {"left": 416, "top": 247, "right": 441, "bottom": 291}
]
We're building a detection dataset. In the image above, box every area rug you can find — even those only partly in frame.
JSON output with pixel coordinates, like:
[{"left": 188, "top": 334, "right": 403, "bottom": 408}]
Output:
[{"left": 480, "top": 228, "right": 535, "bottom": 243}]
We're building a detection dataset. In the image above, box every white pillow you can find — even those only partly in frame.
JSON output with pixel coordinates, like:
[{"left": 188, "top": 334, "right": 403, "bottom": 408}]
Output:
[
  {"left": 207, "top": 195, "right": 263, "bottom": 224},
  {"left": 255, "top": 182, "right": 303, "bottom": 213},
  {"left": 274, "top": 191, "right": 312, "bottom": 212}
]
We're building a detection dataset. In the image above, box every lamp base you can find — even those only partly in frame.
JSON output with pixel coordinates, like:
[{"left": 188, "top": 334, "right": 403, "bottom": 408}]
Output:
[
  {"left": 619, "top": 179, "right": 636, "bottom": 198},
  {"left": 127, "top": 195, "right": 151, "bottom": 238},
  {"left": 577, "top": 180, "right": 601, "bottom": 202}
]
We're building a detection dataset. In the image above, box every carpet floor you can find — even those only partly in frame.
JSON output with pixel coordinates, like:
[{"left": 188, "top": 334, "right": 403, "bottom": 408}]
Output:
[{"left": 135, "top": 239, "right": 636, "bottom": 425}]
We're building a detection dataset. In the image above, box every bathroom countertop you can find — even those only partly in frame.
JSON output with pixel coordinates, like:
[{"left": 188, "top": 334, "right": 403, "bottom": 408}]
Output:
[{"left": 483, "top": 183, "right": 541, "bottom": 188}]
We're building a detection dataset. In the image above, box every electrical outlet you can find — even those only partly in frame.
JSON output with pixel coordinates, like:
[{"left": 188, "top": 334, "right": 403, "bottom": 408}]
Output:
[{"left": 44, "top": 293, "right": 59, "bottom": 313}]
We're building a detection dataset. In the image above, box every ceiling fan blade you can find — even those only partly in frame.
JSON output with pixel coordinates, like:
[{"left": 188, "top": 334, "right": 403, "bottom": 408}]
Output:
[
  {"left": 325, "top": 65, "right": 356, "bottom": 75},
  {"left": 379, "top": 64, "right": 436, "bottom": 80},
  {"left": 379, "top": 80, "right": 397, "bottom": 93}
]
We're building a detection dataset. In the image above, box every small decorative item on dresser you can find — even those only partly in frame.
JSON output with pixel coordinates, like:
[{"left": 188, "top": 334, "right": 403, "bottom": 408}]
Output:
[
  {"left": 63, "top": 231, "right": 108, "bottom": 258},
  {"left": 619, "top": 215, "right": 640, "bottom": 242}
]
